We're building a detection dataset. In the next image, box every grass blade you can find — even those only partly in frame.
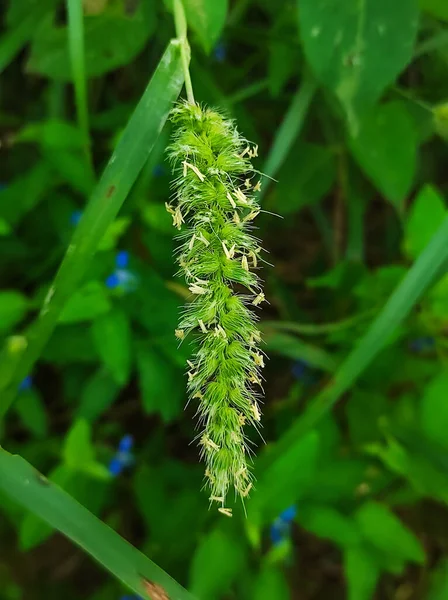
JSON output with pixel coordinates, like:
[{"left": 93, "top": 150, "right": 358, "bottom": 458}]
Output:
[
  {"left": 0, "top": 40, "right": 184, "bottom": 419},
  {"left": 261, "top": 214, "right": 448, "bottom": 468},
  {"left": 264, "top": 331, "right": 338, "bottom": 372},
  {"left": 260, "top": 72, "right": 317, "bottom": 198},
  {"left": 0, "top": 449, "right": 196, "bottom": 599},
  {"left": 66, "top": 0, "right": 91, "bottom": 162}
]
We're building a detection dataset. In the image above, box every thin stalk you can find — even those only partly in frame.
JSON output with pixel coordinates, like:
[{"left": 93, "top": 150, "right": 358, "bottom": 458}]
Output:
[
  {"left": 260, "top": 73, "right": 317, "bottom": 200},
  {"left": 173, "top": 0, "right": 195, "bottom": 104},
  {"left": 66, "top": 0, "right": 91, "bottom": 166},
  {"left": 261, "top": 310, "right": 373, "bottom": 337},
  {"left": 0, "top": 41, "right": 184, "bottom": 421},
  {"left": 260, "top": 214, "right": 448, "bottom": 470}
]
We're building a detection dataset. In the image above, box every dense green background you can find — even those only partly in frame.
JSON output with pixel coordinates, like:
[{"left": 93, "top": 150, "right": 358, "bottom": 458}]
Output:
[{"left": 2, "top": 0, "right": 448, "bottom": 598}]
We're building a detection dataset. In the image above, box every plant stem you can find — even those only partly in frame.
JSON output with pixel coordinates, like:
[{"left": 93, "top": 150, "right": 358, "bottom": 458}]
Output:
[
  {"left": 66, "top": 0, "right": 92, "bottom": 167},
  {"left": 173, "top": 0, "right": 195, "bottom": 105}
]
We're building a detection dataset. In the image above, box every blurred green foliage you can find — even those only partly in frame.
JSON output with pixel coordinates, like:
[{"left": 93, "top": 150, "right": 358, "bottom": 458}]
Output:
[{"left": 2, "top": 0, "right": 448, "bottom": 598}]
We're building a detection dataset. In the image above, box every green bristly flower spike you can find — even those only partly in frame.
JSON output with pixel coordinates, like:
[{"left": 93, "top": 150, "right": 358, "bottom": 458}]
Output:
[{"left": 167, "top": 101, "right": 266, "bottom": 516}]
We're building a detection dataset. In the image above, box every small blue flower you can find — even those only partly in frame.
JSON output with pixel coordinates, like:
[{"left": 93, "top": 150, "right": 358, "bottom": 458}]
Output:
[
  {"left": 292, "top": 360, "right": 307, "bottom": 380},
  {"left": 213, "top": 41, "right": 226, "bottom": 63},
  {"left": 270, "top": 505, "right": 297, "bottom": 546},
  {"left": 152, "top": 164, "right": 165, "bottom": 177},
  {"left": 109, "top": 456, "right": 124, "bottom": 477},
  {"left": 105, "top": 253, "right": 138, "bottom": 293},
  {"left": 70, "top": 210, "right": 83, "bottom": 226},
  {"left": 19, "top": 376, "right": 33, "bottom": 392},
  {"left": 116, "top": 250, "right": 129, "bottom": 269},
  {"left": 109, "top": 435, "right": 135, "bottom": 477},
  {"left": 409, "top": 336, "right": 435, "bottom": 353},
  {"left": 118, "top": 434, "right": 134, "bottom": 453}
]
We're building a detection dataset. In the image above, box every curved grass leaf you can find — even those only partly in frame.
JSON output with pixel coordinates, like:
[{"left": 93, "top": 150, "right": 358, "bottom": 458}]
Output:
[
  {"left": 0, "top": 40, "right": 184, "bottom": 419},
  {"left": 261, "top": 213, "right": 448, "bottom": 470},
  {"left": 0, "top": 449, "right": 196, "bottom": 600}
]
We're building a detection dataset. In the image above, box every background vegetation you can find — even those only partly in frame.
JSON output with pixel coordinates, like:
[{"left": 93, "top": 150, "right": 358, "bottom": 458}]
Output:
[{"left": 2, "top": 0, "right": 448, "bottom": 598}]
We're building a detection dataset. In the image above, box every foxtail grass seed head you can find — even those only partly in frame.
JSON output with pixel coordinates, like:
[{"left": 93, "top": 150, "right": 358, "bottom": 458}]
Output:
[{"left": 167, "top": 102, "right": 266, "bottom": 513}]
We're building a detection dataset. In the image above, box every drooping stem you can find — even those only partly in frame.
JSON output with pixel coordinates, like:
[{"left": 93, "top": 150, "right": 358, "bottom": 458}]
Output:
[{"left": 173, "top": 0, "right": 195, "bottom": 105}]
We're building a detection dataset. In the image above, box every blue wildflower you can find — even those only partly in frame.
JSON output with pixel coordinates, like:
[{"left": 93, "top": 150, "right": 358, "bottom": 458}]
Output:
[
  {"left": 152, "top": 164, "right": 165, "bottom": 177},
  {"left": 70, "top": 210, "right": 83, "bottom": 226},
  {"left": 292, "top": 360, "right": 307, "bottom": 380},
  {"left": 409, "top": 336, "right": 435, "bottom": 353},
  {"left": 109, "top": 435, "right": 135, "bottom": 477},
  {"left": 116, "top": 250, "right": 129, "bottom": 269},
  {"left": 105, "top": 251, "right": 138, "bottom": 292},
  {"left": 270, "top": 505, "right": 297, "bottom": 546},
  {"left": 19, "top": 376, "right": 33, "bottom": 392},
  {"left": 213, "top": 41, "right": 226, "bottom": 63}
]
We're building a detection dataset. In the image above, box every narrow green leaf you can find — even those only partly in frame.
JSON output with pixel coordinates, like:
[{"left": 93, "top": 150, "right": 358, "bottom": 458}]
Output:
[
  {"left": 355, "top": 501, "right": 425, "bottom": 564},
  {"left": 0, "top": 449, "right": 196, "bottom": 599},
  {"left": 298, "top": 0, "right": 419, "bottom": 130},
  {"left": 349, "top": 102, "right": 418, "bottom": 210},
  {"left": 264, "top": 332, "right": 338, "bottom": 372},
  {"left": 253, "top": 566, "right": 290, "bottom": 600},
  {"left": 63, "top": 419, "right": 96, "bottom": 468},
  {"left": 15, "top": 389, "right": 48, "bottom": 439},
  {"left": 344, "top": 546, "right": 380, "bottom": 600},
  {"left": 420, "top": 371, "right": 448, "bottom": 450},
  {"left": 77, "top": 368, "right": 120, "bottom": 422},
  {"left": 190, "top": 529, "right": 244, "bottom": 599},
  {"left": 299, "top": 505, "right": 361, "bottom": 548},
  {"left": 403, "top": 184, "right": 447, "bottom": 260},
  {"left": 59, "top": 281, "right": 111, "bottom": 323},
  {"left": 0, "top": 40, "right": 184, "bottom": 419},
  {"left": 261, "top": 212, "right": 448, "bottom": 471},
  {"left": 66, "top": 0, "right": 91, "bottom": 160}
]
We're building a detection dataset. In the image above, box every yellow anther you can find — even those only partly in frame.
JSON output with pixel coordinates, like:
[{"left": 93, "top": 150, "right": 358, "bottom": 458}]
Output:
[
  {"left": 182, "top": 161, "right": 205, "bottom": 182},
  {"left": 253, "top": 180, "right": 262, "bottom": 192},
  {"left": 175, "top": 329, "right": 185, "bottom": 340},
  {"left": 252, "top": 292, "right": 265, "bottom": 306},
  {"left": 218, "top": 507, "right": 232, "bottom": 517},
  {"left": 253, "top": 353, "right": 265, "bottom": 367},
  {"left": 226, "top": 191, "right": 237, "bottom": 208},
  {"left": 234, "top": 188, "right": 248, "bottom": 204},
  {"left": 241, "top": 255, "right": 249, "bottom": 271},
  {"left": 198, "top": 319, "right": 208, "bottom": 334},
  {"left": 251, "top": 402, "right": 261, "bottom": 421}
]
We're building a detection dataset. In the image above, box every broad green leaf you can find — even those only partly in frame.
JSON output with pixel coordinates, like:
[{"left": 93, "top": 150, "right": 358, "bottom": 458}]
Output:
[
  {"left": 298, "top": 0, "right": 419, "bottom": 130},
  {"left": 420, "top": 0, "right": 448, "bottom": 21},
  {"left": 0, "top": 162, "right": 53, "bottom": 226},
  {"left": 355, "top": 501, "right": 425, "bottom": 564},
  {"left": 59, "top": 281, "right": 111, "bottom": 323},
  {"left": 420, "top": 371, "right": 448, "bottom": 450},
  {"left": 63, "top": 419, "right": 95, "bottom": 468},
  {"left": 349, "top": 102, "right": 418, "bottom": 210},
  {"left": 0, "top": 291, "right": 28, "bottom": 334},
  {"left": 299, "top": 505, "right": 361, "bottom": 548},
  {"left": 183, "top": 0, "right": 228, "bottom": 54},
  {"left": 136, "top": 343, "right": 184, "bottom": 422},
  {"left": 250, "top": 431, "right": 319, "bottom": 525},
  {"left": 43, "top": 324, "right": 99, "bottom": 364},
  {"left": 275, "top": 143, "right": 336, "bottom": 214},
  {"left": 190, "top": 529, "right": 245, "bottom": 599},
  {"left": 15, "top": 389, "right": 48, "bottom": 439},
  {"left": 91, "top": 309, "right": 132, "bottom": 386},
  {"left": 0, "top": 450, "right": 194, "bottom": 598},
  {"left": 16, "top": 119, "right": 86, "bottom": 149},
  {"left": 77, "top": 369, "right": 120, "bottom": 422},
  {"left": 403, "top": 185, "right": 446, "bottom": 260},
  {"left": 344, "top": 546, "right": 380, "bottom": 600},
  {"left": 253, "top": 566, "right": 290, "bottom": 600},
  {"left": 28, "top": 0, "right": 157, "bottom": 80}
]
